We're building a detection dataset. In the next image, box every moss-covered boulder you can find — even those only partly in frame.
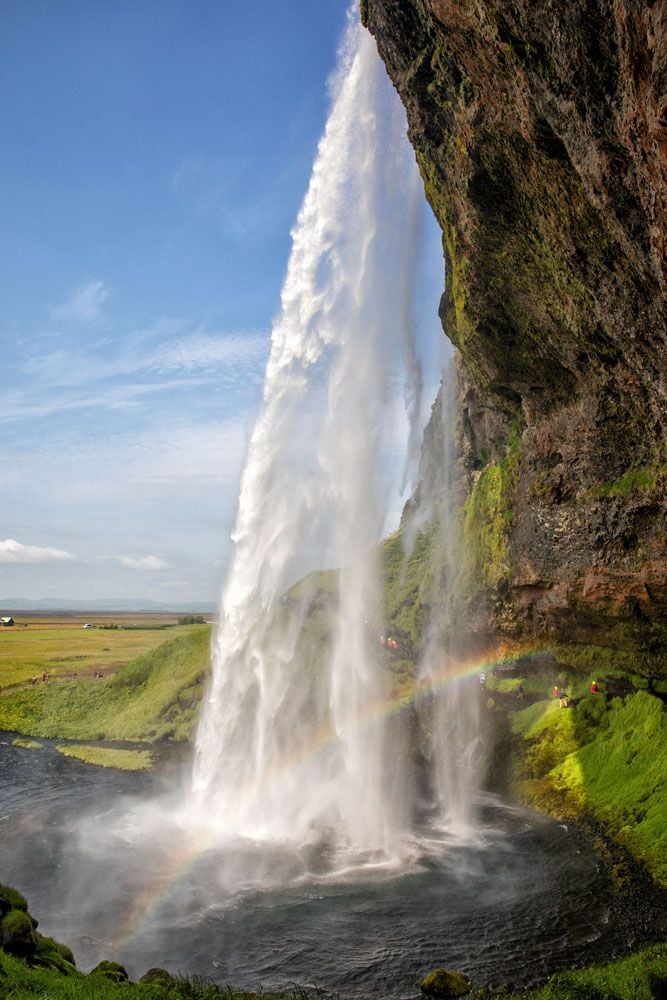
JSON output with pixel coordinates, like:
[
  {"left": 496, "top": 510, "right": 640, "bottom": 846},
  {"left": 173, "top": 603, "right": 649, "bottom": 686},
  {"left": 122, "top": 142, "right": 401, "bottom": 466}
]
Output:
[
  {"left": 0, "top": 884, "right": 28, "bottom": 918},
  {"left": 91, "top": 959, "right": 130, "bottom": 983},
  {"left": 421, "top": 967, "right": 472, "bottom": 998},
  {"left": 139, "top": 966, "right": 178, "bottom": 986},
  {"left": 33, "top": 934, "right": 76, "bottom": 972},
  {"left": 1, "top": 909, "right": 38, "bottom": 959}
]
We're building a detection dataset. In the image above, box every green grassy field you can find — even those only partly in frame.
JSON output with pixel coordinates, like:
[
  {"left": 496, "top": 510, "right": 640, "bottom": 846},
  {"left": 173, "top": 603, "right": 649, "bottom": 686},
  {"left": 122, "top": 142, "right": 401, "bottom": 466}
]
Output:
[
  {"left": 0, "top": 626, "right": 211, "bottom": 744},
  {"left": 0, "top": 614, "right": 203, "bottom": 689}
]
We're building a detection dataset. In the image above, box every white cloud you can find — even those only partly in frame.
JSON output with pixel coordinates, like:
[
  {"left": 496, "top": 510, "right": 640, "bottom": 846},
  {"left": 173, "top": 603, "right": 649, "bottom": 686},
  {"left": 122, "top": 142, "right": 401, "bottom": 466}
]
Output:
[
  {"left": 117, "top": 555, "right": 169, "bottom": 571},
  {"left": 51, "top": 279, "right": 111, "bottom": 324},
  {"left": 0, "top": 539, "right": 76, "bottom": 564}
]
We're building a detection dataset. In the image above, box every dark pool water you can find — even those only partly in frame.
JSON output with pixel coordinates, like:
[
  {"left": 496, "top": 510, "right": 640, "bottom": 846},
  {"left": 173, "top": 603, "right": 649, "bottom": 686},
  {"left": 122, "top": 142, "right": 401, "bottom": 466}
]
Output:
[{"left": 0, "top": 733, "right": 626, "bottom": 997}]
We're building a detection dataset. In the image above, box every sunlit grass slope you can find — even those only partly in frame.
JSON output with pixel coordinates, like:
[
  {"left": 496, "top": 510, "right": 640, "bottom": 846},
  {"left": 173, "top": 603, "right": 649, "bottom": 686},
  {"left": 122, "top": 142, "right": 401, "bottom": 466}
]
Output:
[
  {"left": 0, "top": 627, "right": 210, "bottom": 743},
  {"left": 512, "top": 690, "right": 666, "bottom": 885}
]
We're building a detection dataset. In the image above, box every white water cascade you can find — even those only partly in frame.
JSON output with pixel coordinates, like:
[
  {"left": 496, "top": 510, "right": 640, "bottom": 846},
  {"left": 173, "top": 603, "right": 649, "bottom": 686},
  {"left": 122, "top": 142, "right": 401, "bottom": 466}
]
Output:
[{"left": 191, "top": 11, "right": 479, "bottom": 857}]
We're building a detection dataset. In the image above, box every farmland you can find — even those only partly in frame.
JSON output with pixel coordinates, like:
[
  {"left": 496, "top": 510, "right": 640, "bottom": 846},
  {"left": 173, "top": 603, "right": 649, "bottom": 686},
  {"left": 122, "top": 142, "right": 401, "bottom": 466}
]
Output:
[{"left": 0, "top": 613, "right": 208, "bottom": 690}]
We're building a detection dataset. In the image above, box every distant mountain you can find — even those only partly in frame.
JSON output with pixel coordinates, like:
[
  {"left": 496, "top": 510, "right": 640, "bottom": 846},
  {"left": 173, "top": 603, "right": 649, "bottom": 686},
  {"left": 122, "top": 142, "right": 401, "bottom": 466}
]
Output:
[{"left": 0, "top": 597, "right": 217, "bottom": 613}]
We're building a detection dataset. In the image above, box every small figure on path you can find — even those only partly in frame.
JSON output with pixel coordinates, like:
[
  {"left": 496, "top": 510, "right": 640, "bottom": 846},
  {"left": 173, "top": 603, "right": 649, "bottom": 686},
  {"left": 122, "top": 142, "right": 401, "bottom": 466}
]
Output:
[
  {"left": 647, "top": 672, "right": 655, "bottom": 694},
  {"left": 559, "top": 689, "right": 569, "bottom": 708},
  {"left": 31, "top": 675, "right": 37, "bottom": 686},
  {"left": 41, "top": 671, "right": 46, "bottom": 682},
  {"left": 590, "top": 680, "right": 598, "bottom": 694}
]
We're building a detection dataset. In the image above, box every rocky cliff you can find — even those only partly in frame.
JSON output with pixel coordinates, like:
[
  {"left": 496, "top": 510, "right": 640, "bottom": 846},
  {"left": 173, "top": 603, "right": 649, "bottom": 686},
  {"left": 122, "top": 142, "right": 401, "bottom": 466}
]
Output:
[{"left": 363, "top": 0, "right": 667, "bottom": 662}]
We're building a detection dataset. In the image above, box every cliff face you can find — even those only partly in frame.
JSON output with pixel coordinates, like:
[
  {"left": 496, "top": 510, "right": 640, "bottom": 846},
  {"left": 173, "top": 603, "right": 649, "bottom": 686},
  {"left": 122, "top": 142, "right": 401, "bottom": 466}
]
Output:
[{"left": 363, "top": 0, "right": 667, "bottom": 657}]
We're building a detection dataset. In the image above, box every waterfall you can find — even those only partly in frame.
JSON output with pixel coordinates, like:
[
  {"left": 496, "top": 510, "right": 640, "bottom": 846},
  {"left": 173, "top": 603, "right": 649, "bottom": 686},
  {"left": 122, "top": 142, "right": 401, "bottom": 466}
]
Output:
[
  {"left": 416, "top": 364, "right": 484, "bottom": 838},
  {"left": 191, "top": 11, "right": 425, "bottom": 855},
  {"left": 191, "top": 7, "right": 483, "bottom": 858}
]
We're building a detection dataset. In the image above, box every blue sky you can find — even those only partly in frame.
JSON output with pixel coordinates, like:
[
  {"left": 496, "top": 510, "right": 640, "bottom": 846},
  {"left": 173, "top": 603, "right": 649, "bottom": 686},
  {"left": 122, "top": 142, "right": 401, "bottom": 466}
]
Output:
[{"left": 0, "top": 0, "right": 444, "bottom": 605}]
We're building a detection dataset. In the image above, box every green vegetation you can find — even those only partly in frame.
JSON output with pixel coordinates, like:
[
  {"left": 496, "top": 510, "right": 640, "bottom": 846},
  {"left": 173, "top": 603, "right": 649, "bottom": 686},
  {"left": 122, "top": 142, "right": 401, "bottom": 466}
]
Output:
[
  {"left": 587, "top": 462, "right": 667, "bottom": 499},
  {"left": 0, "top": 628, "right": 210, "bottom": 744},
  {"left": 501, "top": 942, "right": 667, "bottom": 999},
  {"left": 56, "top": 745, "right": 153, "bottom": 771},
  {"left": 178, "top": 615, "right": 206, "bottom": 625},
  {"left": 380, "top": 521, "right": 440, "bottom": 650},
  {"left": 512, "top": 690, "right": 666, "bottom": 884},
  {"left": 459, "top": 422, "right": 521, "bottom": 596},
  {"left": 0, "top": 948, "right": 318, "bottom": 1000},
  {"left": 552, "top": 643, "right": 665, "bottom": 687},
  {"left": 0, "top": 620, "right": 198, "bottom": 689},
  {"left": 11, "top": 737, "right": 44, "bottom": 750}
]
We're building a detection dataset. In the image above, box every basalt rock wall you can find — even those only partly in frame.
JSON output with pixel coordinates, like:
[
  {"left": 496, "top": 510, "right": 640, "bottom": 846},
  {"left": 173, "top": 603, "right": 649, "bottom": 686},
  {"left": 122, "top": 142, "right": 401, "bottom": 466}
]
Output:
[{"left": 363, "top": 0, "right": 667, "bottom": 658}]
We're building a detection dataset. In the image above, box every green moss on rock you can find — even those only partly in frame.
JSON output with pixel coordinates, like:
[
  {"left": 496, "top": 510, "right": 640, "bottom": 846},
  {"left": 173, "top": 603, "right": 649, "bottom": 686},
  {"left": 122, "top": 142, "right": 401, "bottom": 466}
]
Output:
[
  {"left": 421, "top": 967, "right": 472, "bottom": 997},
  {"left": 1, "top": 910, "right": 37, "bottom": 959},
  {"left": 0, "top": 885, "right": 28, "bottom": 917},
  {"left": 91, "top": 959, "right": 130, "bottom": 983}
]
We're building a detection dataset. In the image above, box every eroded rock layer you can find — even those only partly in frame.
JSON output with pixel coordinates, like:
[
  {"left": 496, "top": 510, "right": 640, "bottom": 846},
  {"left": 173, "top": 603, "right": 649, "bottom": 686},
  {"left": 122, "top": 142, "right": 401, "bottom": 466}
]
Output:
[{"left": 363, "top": 0, "right": 667, "bottom": 657}]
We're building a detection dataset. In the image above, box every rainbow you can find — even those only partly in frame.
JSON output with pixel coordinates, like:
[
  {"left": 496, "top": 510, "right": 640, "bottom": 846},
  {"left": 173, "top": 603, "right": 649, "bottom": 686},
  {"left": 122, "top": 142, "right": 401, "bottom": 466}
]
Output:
[{"left": 108, "top": 641, "right": 550, "bottom": 953}]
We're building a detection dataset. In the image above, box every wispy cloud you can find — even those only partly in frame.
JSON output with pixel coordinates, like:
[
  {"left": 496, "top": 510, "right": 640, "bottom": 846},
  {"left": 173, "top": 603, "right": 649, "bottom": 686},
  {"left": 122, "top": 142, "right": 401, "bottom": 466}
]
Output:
[
  {"left": 20, "top": 323, "right": 267, "bottom": 390},
  {"left": 117, "top": 555, "right": 169, "bottom": 571},
  {"left": 0, "top": 539, "right": 76, "bottom": 564},
  {"left": 3, "top": 318, "right": 268, "bottom": 425},
  {"left": 0, "top": 377, "right": 214, "bottom": 423},
  {"left": 50, "top": 279, "right": 111, "bottom": 325}
]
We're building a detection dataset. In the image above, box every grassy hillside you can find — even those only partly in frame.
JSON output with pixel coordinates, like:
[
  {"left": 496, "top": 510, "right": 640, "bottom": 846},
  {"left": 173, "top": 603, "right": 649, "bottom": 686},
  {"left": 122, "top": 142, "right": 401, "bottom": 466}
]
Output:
[
  {"left": 509, "top": 688, "right": 666, "bottom": 885},
  {"left": 0, "top": 627, "right": 211, "bottom": 744}
]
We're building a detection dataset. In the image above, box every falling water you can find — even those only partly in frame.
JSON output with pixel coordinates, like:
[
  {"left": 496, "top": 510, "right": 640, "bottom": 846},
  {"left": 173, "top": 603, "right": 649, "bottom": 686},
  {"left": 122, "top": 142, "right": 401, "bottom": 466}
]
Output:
[
  {"left": 413, "top": 363, "right": 485, "bottom": 838},
  {"left": 192, "top": 11, "right": 426, "bottom": 856}
]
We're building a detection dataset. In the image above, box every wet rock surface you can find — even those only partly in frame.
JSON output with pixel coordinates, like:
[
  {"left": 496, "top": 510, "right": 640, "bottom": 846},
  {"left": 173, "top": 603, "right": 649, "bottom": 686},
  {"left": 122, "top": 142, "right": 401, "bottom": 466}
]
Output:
[{"left": 363, "top": 0, "right": 667, "bottom": 658}]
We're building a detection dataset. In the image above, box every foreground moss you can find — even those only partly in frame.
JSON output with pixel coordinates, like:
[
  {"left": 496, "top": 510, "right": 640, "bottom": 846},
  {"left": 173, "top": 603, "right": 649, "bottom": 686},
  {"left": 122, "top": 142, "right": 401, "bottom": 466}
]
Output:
[
  {"left": 56, "top": 745, "right": 153, "bottom": 771},
  {"left": 0, "top": 949, "right": 315, "bottom": 1000},
  {"left": 0, "top": 628, "right": 210, "bottom": 744}
]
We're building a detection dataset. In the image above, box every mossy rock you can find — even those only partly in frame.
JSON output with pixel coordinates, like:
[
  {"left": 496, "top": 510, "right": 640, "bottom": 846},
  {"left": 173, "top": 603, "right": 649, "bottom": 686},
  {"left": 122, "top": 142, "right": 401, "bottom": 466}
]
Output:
[
  {"left": 91, "top": 959, "right": 130, "bottom": 983},
  {"left": 33, "top": 933, "right": 76, "bottom": 972},
  {"left": 0, "top": 884, "right": 28, "bottom": 917},
  {"left": 1, "top": 909, "right": 38, "bottom": 959},
  {"left": 421, "top": 967, "right": 472, "bottom": 997},
  {"left": 139, "top": 966, "right": 177, "bottom": 986}
]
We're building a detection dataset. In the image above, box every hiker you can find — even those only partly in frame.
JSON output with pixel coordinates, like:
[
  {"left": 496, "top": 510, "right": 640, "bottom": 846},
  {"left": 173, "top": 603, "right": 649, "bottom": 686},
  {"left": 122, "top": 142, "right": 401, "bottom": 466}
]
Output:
[
  {"left": 41, "top": 671, "right": 46, "bottom": 682},
  {"left": 31, "top": 675, "right": 37, "bottom": 686},
  {"left": 559, "top": 689, "right": 569, "bottom": 708},
  {"left": 590, "top": 680, "right": 598, "bottom": 694},
  {"left": 553, "top": 685, "right": 559, "bottom": 699},
  {"left": 647, "top": 672, "right": 655, "bottom": 694},
  {"left": 517, "top": 683, "right": 525, "bottom": 701}
]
